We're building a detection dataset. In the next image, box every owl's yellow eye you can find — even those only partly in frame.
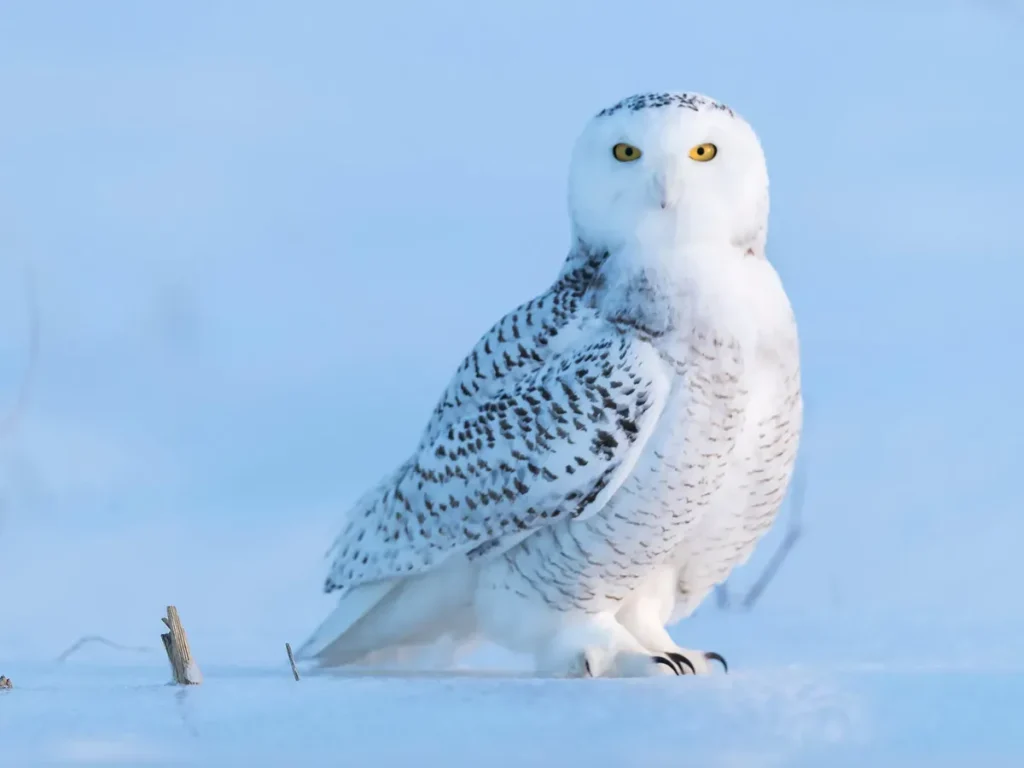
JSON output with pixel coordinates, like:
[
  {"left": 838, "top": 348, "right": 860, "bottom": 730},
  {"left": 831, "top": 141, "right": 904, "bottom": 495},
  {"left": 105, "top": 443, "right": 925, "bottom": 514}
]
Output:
[
  {"left": 689, "top": 143, "right": 718, "bottom": 162},
  {"left": 612, "top": 143, "right": 642, "bottom": 162}
]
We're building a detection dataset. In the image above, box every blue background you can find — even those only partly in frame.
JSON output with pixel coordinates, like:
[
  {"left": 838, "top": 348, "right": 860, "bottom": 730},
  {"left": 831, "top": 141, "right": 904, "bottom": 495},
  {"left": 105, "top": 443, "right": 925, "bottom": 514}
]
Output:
[{"left": 1, "top": 0, "right": 1021, "bottom": 671}]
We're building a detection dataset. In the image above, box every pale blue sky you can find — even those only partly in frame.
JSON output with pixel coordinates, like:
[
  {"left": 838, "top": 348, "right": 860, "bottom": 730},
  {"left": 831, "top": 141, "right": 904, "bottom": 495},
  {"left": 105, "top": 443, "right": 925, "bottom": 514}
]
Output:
[{"left": 1, "top": 0, "right": 1022, "bottom": 664}]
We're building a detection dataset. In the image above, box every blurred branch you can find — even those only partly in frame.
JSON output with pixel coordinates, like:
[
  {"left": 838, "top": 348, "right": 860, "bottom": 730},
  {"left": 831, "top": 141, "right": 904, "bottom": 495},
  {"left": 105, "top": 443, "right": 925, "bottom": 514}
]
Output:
[
  {"left": 56, "top": 634, "right": 154, "bottom": 663},
  {"left": 717, "top": 456, "right": 808, "bottom": 612},
  {"left": 714, "top": 583, "right": 731, "bottom": 610},
  {"left": 0, "top": 266, "right": 40, "bottom": 440}
]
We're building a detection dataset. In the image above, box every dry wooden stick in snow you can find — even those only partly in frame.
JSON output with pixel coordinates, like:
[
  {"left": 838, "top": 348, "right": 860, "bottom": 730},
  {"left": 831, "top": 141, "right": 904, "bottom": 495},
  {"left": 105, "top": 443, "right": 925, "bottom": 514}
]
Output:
[
  {"left": 160, "top": 606, "right": 202, "bottom": 685},
  {"left": 285, "top": 642, "right": 300, "bottom": 681}
]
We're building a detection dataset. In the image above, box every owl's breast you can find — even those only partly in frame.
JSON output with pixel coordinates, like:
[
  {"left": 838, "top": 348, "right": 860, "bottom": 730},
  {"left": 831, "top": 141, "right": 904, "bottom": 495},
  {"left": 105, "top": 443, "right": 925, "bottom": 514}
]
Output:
[
  {"left": 670, "top": 330, "right": 803, "bottom": 619},
  {"left": 483, "top": 326, "right": 749, "bottom": 613}
]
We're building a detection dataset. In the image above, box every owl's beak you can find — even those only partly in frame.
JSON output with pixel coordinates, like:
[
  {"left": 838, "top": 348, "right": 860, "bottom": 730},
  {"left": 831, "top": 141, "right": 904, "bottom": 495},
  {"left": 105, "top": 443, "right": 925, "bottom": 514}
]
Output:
[{"left": 652, "top": 165, "right": 682, "bottom": 210}]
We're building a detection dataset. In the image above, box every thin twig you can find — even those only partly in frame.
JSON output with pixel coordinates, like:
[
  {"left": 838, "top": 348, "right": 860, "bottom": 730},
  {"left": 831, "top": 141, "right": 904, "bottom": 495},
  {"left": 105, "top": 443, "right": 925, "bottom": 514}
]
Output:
[
  {"left": 740, "top": 459, "right": 808, "bottom": 610},
  {"left": 285, "top": 642, "right": 301, "bottom": 681},
  {"left": 740, "top": 526, "right": 803, "bottom": 609},
  {"left": 56, "top": 635, "right": 154, "bottom": 663},
  {"left": 714, "top": 584, "right": 731, "bottom": 610},
  {"left": 712, "top": 455, "right": 809, "bottom": 613}
]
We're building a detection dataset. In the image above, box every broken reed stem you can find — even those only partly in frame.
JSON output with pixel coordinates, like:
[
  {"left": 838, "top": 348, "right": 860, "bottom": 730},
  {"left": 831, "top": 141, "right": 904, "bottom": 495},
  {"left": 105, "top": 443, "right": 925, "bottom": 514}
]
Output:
[
  {"left": 160, "top": 605, "right": 202, "bottom": 685},
  {"left": 285, "top": 642, "right": 301, "bottom": 681}
]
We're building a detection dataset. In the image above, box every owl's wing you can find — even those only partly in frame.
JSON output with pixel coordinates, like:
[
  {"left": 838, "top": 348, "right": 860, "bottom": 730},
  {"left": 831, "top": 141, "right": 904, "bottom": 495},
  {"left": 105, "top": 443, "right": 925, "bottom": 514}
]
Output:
[
  {"left": 416, "top": 248, "right": 607, "bottom": 448},
  {"left": 324, "top": 328, "right": 672, "bottom": 593}
]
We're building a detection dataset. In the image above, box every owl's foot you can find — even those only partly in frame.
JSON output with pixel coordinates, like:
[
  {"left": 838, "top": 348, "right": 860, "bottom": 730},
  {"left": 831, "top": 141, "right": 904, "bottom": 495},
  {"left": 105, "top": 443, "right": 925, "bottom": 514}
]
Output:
[
  {"left": 566, "top": 648, "right": 684, "bottom": 678},
  {"left": 537, "top": 615, "right": 682, "bottom": 678},
  {"left": 659, "top": 648, "right": 728, "bottom": 675}
]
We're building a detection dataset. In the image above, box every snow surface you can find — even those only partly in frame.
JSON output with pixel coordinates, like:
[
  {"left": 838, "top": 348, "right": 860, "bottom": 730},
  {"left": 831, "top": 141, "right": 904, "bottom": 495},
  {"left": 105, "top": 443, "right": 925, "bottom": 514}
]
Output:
[
  {"left": 2, "top": 0, "right": 1024, "bottom": 764},
  {"left": 3, "top": 661, "right": 1023, "bottom": 767}
]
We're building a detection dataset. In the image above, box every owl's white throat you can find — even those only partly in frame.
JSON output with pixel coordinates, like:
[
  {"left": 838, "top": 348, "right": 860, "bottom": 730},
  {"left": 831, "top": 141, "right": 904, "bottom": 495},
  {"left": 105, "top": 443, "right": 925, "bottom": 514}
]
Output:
[{"left": 589, "top": 239, "right": 777, "bottom": 350}]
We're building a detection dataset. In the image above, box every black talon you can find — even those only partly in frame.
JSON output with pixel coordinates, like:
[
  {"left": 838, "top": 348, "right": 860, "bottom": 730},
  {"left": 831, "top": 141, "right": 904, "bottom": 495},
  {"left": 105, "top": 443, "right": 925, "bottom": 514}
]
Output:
[
  {"left": 653, "top": 655, "right": 681, "bottom": 675},
  {"left": 704, "top": 651, "right": 728, "bottom": 673},
  {"left": 665, "top": 651, "right": 696, "bottom": 675},
  {"left": 584, "top": 658, "right": 593, "bottom": 677}
]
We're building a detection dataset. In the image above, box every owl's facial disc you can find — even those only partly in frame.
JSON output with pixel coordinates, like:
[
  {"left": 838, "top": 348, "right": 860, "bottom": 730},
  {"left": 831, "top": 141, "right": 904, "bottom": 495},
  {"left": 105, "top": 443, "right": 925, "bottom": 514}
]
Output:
[{"left": 567, "top": 93, "right": 769, "bottom": 256}]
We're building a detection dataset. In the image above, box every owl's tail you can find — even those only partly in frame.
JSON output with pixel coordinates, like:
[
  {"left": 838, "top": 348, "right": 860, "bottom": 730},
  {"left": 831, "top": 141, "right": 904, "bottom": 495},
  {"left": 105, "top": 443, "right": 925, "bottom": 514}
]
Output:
[
  {"left": 293, "top": 558, "right": 478, "bottom": 668},
  {"left": 294, "top": 580, "right": 400, "bottom": 663}
]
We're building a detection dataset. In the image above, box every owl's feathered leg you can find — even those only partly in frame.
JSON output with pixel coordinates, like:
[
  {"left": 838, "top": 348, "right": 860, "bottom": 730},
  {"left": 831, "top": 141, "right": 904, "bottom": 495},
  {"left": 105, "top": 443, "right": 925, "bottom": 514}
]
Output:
[
  {"left": 473, "top": 561, "right": 684, "bottom": 677},
  {"left": 615, "top": 566, "right": 728, "bottom": 676},
  {"left": 534, "top": 613, "right": 683, "bottom": 678}
]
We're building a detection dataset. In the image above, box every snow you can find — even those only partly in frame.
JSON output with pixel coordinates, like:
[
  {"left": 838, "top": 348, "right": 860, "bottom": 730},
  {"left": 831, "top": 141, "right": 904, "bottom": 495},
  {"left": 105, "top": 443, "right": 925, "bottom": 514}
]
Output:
[
  {"left": 3, "top": 661, "right": 1022, "bottom": 767},
  {"left": 2, "top": 0, "right": 1024, "bottom": 763}
]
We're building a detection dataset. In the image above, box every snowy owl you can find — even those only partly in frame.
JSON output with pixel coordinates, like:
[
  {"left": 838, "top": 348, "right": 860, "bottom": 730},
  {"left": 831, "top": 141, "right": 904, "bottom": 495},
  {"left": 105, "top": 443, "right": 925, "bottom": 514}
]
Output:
[{"left": 297, "top": 92, "right": 802, "bottom": 678}]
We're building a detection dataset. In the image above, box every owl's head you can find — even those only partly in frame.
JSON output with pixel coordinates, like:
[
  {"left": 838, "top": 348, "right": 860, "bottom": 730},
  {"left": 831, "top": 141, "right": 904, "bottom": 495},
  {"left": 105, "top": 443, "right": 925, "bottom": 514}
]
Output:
[{"left": 568, "top": 93, "right": 769, "bottom": 259}]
